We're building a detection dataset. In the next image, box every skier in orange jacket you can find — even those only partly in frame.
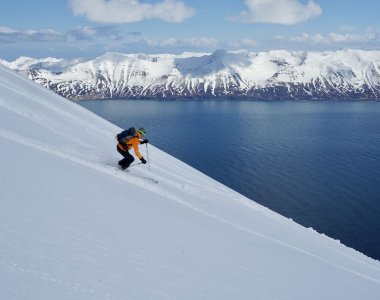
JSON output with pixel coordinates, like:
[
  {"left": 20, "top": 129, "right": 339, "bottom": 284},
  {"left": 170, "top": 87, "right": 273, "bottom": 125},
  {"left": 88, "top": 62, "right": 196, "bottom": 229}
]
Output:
[{"left": 117, "top": 127, "right": 148, "bottom": 170}]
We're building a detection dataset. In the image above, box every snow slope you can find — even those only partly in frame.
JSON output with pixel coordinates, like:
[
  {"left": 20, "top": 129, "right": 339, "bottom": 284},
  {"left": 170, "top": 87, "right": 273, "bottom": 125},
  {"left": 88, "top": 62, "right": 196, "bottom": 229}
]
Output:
[
  {"left": 3, "top": 49, "right": 380, "bottom": 100},
  {"left": 1, "top": 63, "right": 380, "bottom": 299}
]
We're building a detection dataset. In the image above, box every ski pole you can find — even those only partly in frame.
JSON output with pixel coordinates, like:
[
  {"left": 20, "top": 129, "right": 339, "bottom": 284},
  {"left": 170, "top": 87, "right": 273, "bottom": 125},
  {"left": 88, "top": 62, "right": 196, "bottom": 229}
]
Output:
[{"left": 146, "top": 143, "right": 151, "bottom": 171}]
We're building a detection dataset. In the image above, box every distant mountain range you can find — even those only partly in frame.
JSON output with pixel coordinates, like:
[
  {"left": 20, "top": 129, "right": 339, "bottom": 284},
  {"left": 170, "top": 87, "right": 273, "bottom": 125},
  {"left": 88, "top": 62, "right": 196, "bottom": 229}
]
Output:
[{"left": 2, "top": 49, "right": 380, "bottom": 100}]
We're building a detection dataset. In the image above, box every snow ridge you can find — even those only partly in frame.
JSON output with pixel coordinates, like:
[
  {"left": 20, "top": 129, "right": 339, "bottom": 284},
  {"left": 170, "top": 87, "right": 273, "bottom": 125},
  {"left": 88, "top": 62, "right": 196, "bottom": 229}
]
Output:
[{"left": 3, "top": 49, "right": 380, "bottom": 100}]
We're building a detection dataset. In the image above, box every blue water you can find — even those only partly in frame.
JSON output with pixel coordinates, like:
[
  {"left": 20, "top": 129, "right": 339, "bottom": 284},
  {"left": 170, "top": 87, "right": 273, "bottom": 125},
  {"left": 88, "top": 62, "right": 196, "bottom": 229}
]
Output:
[{"left": 79, "top": 100, "right": 380, "bottom": 261}]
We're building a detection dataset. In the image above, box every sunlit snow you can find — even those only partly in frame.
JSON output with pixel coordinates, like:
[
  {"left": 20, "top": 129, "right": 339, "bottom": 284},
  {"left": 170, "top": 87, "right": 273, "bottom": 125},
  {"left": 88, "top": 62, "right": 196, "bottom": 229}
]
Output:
[{"left": 1, "top": 64, "right": 380, "bottom": 299}]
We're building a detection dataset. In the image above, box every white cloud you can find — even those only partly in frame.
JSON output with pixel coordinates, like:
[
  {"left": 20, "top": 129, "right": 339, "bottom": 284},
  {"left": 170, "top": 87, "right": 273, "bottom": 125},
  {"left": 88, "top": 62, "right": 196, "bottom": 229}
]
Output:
[
  {"left": 137, "top": 37, "right": 219, "bottom": 49},
  {"left": 234, "top": 0, "right": 322, "bottom": 25},
  {"left": 182, "top": 37, "right": 219, "bottom": 48},
  {"left": 0, "top": 26, "right": 64, "bottom": 43},
  {"left": 240, "top": 38, "right": 257, "bottom": 47},
  {"left": 0, "top": 26, "right": 140, "bottom": 44},
  {"left": 229, "top": 38, "right": 257, "bottom": 48},
  {"left": 275, "top": 32, "right": 378, "bottom": 44},
  {"left": 66, "top": 26, "right": 133, "bottom": 41},
  {"left": 159, "top": 38, "right": 178, "bottom": 47},
  {"left": 70, "top": 0, "right": 195, "bottom": 23}
]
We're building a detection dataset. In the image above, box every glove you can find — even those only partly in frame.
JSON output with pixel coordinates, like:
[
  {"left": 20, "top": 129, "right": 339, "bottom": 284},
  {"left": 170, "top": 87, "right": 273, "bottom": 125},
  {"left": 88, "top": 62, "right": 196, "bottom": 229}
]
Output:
[
  {"left": 140, "top": 157, "right": 147, "bottom": 164},
  {"left": 140, "top": 139, "right": 149, "bottom": 144}
]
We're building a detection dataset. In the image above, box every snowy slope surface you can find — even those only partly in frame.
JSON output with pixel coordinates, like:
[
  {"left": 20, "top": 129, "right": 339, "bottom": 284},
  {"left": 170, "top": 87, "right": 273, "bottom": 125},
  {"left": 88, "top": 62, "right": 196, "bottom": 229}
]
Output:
[
  {"left": 3, "top": 49, "right": 380, "bottom": 100},
  {"left": 1, "top": 64, "right": 380, "bottom": 300}
]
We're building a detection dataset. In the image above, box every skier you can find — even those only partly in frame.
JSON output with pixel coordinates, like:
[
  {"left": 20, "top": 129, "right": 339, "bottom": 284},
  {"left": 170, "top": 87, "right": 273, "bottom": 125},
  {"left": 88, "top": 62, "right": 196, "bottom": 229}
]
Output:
[{"left": 117, "top": 127, "right": 149, "bottom": 170}]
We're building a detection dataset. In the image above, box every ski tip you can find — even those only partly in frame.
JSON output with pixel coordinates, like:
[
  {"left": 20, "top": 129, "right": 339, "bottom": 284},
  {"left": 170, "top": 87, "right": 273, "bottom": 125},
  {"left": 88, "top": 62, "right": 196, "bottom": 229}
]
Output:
[{"left": 146, "top": 178, "right": 158, "bottom": 184}]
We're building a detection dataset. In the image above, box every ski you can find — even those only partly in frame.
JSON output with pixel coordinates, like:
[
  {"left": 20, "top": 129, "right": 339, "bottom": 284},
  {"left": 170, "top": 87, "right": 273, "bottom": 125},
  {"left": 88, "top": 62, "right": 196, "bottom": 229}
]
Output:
[
  {"left": 144, "top": 177, "right": 158, "bottom": 184},
  {"left": 110, "top": 164, "right": 158, "bottom": 184},
  {"left": 106, "top": 162, "right": 158, "bottom": 184}
]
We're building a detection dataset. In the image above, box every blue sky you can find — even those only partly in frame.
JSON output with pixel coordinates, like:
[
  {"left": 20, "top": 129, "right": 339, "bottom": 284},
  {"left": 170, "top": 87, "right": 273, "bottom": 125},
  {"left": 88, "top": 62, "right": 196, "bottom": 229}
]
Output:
[{"left": 1, "top": 0, "right": 380, "bottom": 60}]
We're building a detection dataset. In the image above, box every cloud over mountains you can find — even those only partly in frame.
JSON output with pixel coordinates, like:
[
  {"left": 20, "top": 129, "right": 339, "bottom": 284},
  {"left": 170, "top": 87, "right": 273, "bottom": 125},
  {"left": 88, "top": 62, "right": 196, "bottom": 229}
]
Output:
[
  {"left": 69, "top": 0, "right": 195, "bottom": 23},
  {"left": 234, "top": 0, "right": 322, "bottom": 25},
  {"left": 0, "top": 26, "right": 64, "bottom": 43}
]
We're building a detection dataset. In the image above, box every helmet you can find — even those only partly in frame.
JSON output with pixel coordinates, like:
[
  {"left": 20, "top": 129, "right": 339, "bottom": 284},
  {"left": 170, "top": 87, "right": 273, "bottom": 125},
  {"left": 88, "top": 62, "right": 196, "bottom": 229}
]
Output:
[{"left": 138, "top": 127, "right": 146, "bottom": 135}]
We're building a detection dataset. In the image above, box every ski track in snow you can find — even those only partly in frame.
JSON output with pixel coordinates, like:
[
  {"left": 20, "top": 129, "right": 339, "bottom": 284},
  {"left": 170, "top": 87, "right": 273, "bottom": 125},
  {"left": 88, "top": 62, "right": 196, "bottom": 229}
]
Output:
[
  {"left": 0, "top": 128, "right": 181, "bottom": 204},
  {"left": 1, "top": 127, "right": 380, "bottom": 285}
]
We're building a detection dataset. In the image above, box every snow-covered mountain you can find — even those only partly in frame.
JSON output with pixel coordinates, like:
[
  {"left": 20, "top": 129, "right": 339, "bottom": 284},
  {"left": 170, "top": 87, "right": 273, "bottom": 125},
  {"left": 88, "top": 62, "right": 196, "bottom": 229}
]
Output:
[
  {"left": 1, "top": 63, "right": 380, "bottom": 299},
  {"left": 3, "top": 49, "right": 380, "bottom": 100}
]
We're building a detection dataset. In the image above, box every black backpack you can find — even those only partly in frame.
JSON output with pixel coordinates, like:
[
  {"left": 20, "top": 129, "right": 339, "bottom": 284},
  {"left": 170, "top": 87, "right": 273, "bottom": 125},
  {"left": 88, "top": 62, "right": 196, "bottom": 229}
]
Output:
[{"left": 116, "top": 127, "right": 137, "bottom": 145}]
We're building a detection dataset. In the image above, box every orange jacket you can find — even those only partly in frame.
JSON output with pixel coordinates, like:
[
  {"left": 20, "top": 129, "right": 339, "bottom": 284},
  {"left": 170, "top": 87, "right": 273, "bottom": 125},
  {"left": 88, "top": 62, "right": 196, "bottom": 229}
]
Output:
[{"left": 117, "top": 131, "right": 143, "bottom": 159}]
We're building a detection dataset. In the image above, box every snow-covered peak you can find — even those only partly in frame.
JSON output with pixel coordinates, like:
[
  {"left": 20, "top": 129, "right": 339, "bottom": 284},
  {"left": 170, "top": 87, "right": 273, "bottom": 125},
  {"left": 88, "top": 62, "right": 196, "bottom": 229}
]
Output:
[
  {"left": 0, "top": 58, "right": 9, "bottom": 66},
  {"left": 1, "top": 64, "right": 380, "bottom": 299},
  {"left": 5, "top": 56, "right": 83, "bottom": 75},
  {"left": 2, "top": 49, "right": 379, "bottom": 100}
]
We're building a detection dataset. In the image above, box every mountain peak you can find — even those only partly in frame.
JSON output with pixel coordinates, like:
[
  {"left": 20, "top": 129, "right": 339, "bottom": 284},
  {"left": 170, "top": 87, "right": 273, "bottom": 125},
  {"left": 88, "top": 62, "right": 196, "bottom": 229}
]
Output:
[{"left": 2, "top": 49, "right": 380, "bottom": 100}]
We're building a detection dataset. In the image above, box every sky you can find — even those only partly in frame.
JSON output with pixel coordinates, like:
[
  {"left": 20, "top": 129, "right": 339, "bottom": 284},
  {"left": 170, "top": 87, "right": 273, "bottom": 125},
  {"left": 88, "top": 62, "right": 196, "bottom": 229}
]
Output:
[{"left": 1, "top": 0, "right": 380, "bottom": 60}]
